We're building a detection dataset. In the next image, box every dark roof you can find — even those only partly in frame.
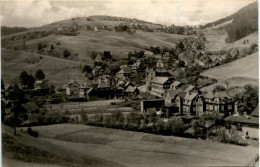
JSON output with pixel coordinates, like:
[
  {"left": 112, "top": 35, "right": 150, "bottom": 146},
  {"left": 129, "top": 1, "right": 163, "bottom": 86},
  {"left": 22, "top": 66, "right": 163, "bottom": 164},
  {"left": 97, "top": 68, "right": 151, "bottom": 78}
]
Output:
[
  {"left": 251, "top": 104, "right": 259, "bottom": 117},
  {"left": 22, "top": 102, "right": 39, "bottom": 113},
  {"left": 166, "top": 90, "right": 179, "bottom": 98},
  {"left": 178, "top": 92, "right": 187, "bottom": 99},
  {"left": 35, "top": 82, "right": 52, "bottom": 90}
]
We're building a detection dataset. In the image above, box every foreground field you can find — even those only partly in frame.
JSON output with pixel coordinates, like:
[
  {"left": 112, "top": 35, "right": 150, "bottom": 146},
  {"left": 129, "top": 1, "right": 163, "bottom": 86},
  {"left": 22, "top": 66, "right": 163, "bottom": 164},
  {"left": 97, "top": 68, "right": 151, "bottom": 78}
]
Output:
[{"left": 13, "top": 124, "right": 258, "bottom": 167}]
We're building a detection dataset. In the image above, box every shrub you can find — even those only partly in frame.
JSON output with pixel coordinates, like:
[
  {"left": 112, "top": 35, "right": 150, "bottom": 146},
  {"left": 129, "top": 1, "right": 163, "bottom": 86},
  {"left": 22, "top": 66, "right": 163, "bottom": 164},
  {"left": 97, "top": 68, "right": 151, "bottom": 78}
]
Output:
[{"left": 27, "top": 127, "right": 38, "bottom": 137}]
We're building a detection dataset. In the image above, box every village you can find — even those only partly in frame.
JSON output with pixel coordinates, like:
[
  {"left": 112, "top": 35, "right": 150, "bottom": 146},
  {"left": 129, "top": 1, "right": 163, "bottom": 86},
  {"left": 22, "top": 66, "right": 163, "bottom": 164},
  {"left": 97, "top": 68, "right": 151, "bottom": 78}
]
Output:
[
  {"left": 1, "top": 33, "right": 259, "bottom": 145},
  {"left": 1, "top": 0, "right": 259, "bottom": 166}
]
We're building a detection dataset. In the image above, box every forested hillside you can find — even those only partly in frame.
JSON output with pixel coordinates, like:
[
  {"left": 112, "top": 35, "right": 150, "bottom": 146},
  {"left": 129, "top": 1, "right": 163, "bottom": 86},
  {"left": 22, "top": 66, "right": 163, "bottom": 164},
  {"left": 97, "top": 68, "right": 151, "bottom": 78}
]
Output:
[
  {"left": 202, "top": 1, "right": 258, "bottom": 42},
  {"left": 225, "top": 2, "right": 258, "bottom": 42}
]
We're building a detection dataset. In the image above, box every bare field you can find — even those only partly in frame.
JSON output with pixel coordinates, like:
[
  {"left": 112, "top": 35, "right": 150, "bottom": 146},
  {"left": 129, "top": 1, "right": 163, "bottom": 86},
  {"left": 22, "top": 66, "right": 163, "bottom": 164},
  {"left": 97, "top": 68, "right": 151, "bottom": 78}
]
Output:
[{"left": 15, "top": 124, "right": 258, "bottom": 167}]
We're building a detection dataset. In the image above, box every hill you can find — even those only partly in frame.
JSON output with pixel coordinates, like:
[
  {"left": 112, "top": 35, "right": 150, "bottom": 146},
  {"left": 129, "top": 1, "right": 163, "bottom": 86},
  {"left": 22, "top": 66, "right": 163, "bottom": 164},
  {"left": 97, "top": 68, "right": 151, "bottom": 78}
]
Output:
[
  {"left": 1, "top": 49, "right": 86, "bottom": 87},
  {"left": 202, "top": 1, "right": 258, "bottom": 42},
  {"left": 200, "top": 52, "right": 259, "bottom": 93}
]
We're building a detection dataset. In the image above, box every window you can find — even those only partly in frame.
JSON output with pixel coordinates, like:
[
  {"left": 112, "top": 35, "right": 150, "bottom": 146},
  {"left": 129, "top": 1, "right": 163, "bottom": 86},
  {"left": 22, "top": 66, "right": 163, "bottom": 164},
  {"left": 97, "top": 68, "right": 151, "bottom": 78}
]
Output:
[
  {"left": 206, "top": 104, "right": 209, "bottom": 110},
  {"left": 221, "top": 105, "right": 224, "bottom": 111},
  {"left": 215, "top": 105, "right": 218, "bottom": 111},
  {"left": 209, "top": 105, "right": 213, "bottom": 110},
  {"left": 228, "top": 104, "right": 232, "bottom": 110}
]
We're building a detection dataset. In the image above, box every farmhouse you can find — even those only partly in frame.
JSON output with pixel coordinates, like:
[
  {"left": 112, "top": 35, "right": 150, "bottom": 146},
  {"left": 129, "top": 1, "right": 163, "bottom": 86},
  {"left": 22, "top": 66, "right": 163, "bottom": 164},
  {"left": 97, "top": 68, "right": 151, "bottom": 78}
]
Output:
[
  {"left": 116, "top": 67, "right": 132, "bottom": 78},
  {"left": 156, "top": 59, "right": 169, "bottom": 69},
  {"left": 34, "top": 80, "right": 54, "bottom": 95},
  {"left": 95, "top": 54, "right": 102, "bottom": 62},
  {"left": 64, "top": 79, "right": 80, "bottom": 96},
  {"left": 150, "top": 77, "right": 174, "bottom": 97},
  {"left": 92, "top": 66, "right": 104, "bottom": 76}
]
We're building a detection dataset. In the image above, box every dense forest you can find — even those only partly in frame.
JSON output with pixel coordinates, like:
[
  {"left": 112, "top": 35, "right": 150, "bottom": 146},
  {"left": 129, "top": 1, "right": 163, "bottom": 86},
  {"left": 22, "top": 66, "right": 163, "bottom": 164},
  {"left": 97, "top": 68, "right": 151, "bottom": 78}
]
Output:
[
  {"left": 1, "top": 26, "right": 28, "bottom": 36},
  {"left": 201, "top": 2, "right": 258, "bottom": 42},
  {"left": 225, "top": 2, "right": 258, "bottom": 42}
]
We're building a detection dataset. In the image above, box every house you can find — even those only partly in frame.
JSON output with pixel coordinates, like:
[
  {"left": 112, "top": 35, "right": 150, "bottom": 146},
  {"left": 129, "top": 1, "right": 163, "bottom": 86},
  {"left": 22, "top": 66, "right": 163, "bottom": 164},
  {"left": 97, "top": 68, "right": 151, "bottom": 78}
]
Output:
[
  {"left": 145, "top": 68, "right": 172, "bottom": 91},
  {"left": 165, "top": 90, "right": 183, "bottom": 114},
  {"left": 195, "top": 92, "right": 235, "bottom": 116},
  {"left": 156, "top": 59, "right": 169, "bottom": 69},
  {"left": 4, "top": 84, "right": 13, "bottom": 97},
  {"left": 103, "top": 51, "right": 112, "bottom": 60},
  {"left": 79, "top": 80, "right": 92, "bottom": 98},
  {"left": 65, "top": 79, "right": 80, "bottom": 96},
  {"left": 22, "top": 102, "right": 39, "bottom": 116},
  {"left": 34, "top": 80, "right": 54, "bottom": 95},
  {"left": 125, "top": 86, "right": 139, "bottom": 97},
  {"left": 150, "top": 77, "right": 174, "bottom": 97},
  {"left": 144, "top": 50, "right": 155, "bottom": 58},
  {"left": 116, "top": 67, "right": 132, "bottom": 78},
  {"left": 226, "top": 104, "right": 259, "bottom": 139},
  {"left": 92, "top": 66, "right": 104, "bottom": 76},
  {"left": 183, "top": 91, "right": 199, "bottom": 115},
  {"left": 140, "top": 99, "right": 165, "bottom": 113},
  {"left": 95, "top": 54, "right": 102, "bottom": 62}
]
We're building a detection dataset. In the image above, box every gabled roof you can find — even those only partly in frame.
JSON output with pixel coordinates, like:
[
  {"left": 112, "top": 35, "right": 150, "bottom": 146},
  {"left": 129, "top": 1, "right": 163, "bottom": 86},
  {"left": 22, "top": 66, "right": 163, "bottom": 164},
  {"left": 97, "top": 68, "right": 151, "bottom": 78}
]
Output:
[
  {"left": 166, "top": 90, "right": 179, "bottom": 98},
  {"left": 35, "top": 82, "right": 52, "bottom": 90},
  {"left": 97, "top": 81, "right": 110, "bottom": 88},
  {"left": 171, "top": 81, "right": 182, "bottom": 87},
  {"left": 151, "top": 77, "right": 169, "bottom": 84},
  {"left": 92, "top": 66, "right": 102, "bottom": 72},
  {"left": 184, "top": 85, "right": 195, "bottom": 92},
  {"left": 180, "top": 85, "right": 189, "bottom": 92},
  {"left": 117, "top": 67, "right": 131, "bottom": 74},
  {"left": 80, "top": 80, "right": 92, "bottom": 89},
  {"left": 5, "top": 84, "right": 13, "bottom": 91},
  {"left": 184, "top": 92, "right": 198, "bottom": 101},
  {"left": 22, "top": 102, "right": 39, "bottom": 113},
  {"left": 125, "top": 86, "right": 138, "bottom": 93}
]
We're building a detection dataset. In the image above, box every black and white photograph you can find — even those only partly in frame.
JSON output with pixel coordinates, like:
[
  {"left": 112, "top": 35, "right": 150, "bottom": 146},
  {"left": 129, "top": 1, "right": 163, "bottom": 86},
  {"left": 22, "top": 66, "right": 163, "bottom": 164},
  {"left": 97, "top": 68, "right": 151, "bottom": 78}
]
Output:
[{"left": 0, "top": 0, "right": 259, "bottom": 166}]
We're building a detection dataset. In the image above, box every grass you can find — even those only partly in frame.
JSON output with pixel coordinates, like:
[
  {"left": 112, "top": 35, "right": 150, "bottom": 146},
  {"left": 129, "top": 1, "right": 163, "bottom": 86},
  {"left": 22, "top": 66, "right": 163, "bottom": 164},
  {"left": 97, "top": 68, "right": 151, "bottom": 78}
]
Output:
[
  {"left": 16, "top": 123, "right": 259, "bottom": 166},
  {"left": 1, "top": 48, "right": 86, "bottom": 87},
  {"left": 200, "top": 52, "right": 258, "bottom": 93}
]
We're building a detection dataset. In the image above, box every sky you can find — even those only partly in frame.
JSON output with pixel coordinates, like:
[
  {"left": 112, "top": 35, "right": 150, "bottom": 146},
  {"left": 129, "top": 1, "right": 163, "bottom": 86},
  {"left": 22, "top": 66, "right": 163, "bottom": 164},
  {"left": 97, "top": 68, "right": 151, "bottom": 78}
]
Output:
[{"left": 0, "top": 0, "right": 256, "bottom": 27}]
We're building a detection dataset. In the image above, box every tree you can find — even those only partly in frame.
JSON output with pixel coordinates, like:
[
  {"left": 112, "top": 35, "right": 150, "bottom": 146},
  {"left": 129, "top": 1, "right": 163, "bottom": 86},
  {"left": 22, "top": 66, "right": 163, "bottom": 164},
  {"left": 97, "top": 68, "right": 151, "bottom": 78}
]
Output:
[
  {"left": 90, "top": 51, "right": 98, "bottom": 60},
  {"left": 169, "top": 117, "right": 185, "bottom": 136},
  {"left": 80, "top": 111, "right": 88, "bottom": 123},
  {"left": 34, "top": 69, "right": 45, "bottom": 80},
  {"left": 19, "top": 71, "right": 35, "bottom": 89},
  {"left": 82, "top": 65, "right": 92, "bottom": 73},
  {"left": 20, "top": 71, "right": 29, "bottom": 86},
  {"left": 213, "top": 85, "right": 226, "bottom": 93},
  {"left": 63, "top": 50, "right": 70, "bottom": 58},
  {"left": 234, "top": 84, "right": 258, "bottom": 115},
  {"left": 37, "top": 43, "right": 43, "bottom": 50},
  {"left": 177, "top": 60, "right": 185, "bottom": 67}
]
